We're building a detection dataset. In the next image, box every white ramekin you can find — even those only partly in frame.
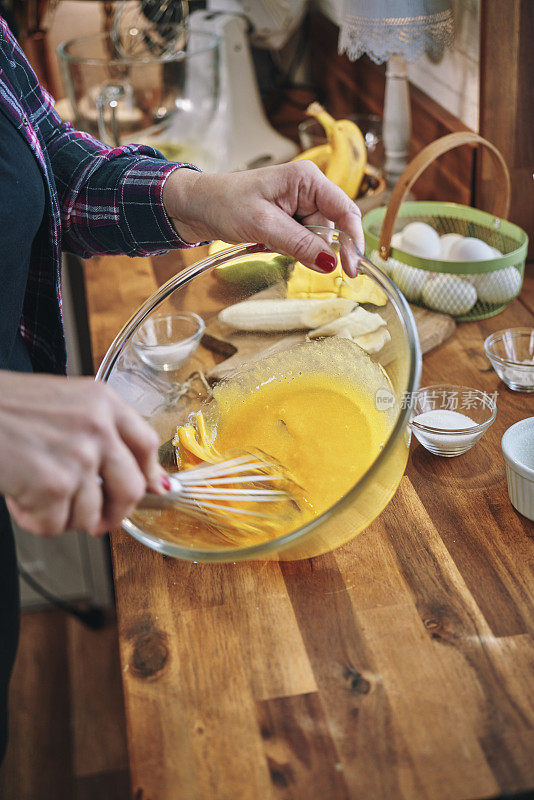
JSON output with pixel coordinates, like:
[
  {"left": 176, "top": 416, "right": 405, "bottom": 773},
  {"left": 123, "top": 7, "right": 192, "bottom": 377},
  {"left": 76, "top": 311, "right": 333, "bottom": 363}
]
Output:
[{"left": 501, "top": 417, "right": 534, "bottom": 521}]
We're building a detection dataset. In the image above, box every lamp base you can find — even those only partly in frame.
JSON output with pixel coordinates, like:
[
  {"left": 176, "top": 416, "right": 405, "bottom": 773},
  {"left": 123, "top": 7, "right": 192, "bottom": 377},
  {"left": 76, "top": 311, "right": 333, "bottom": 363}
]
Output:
[{"left": 383, "top": 55, "right": 411, "bottom": 187}]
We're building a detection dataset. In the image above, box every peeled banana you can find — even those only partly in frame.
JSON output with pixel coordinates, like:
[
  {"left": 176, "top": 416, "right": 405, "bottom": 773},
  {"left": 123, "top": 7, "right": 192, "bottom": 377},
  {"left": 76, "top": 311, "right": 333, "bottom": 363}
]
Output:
[
  {"left": 293, "top": 103, "right": 367, "bottom": 200},
  {"left": 309, "top": 307, "right": 387, "bottom": 339},
  {"left": 218, "top": 297, "right": 355, "bottom": 332},
  {"left": 354, "top": 327, "right": 391, "bottom": 354}
]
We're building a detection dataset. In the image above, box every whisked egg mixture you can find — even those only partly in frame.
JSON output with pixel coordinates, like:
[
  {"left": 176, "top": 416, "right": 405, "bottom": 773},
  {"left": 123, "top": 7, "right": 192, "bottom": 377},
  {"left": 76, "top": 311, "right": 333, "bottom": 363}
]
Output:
[{"left": 133, "top": 338, "right": 397, "bottom": 550}]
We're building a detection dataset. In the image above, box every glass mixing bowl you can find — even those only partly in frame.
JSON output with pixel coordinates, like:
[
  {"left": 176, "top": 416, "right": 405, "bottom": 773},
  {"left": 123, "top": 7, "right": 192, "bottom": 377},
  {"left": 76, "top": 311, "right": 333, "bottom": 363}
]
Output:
[
  {"left": 96, "top": 227, "right": 421, "bottom": 561},
  {"left": 58, "top": 26, "right": 219, "bottom": 169}
]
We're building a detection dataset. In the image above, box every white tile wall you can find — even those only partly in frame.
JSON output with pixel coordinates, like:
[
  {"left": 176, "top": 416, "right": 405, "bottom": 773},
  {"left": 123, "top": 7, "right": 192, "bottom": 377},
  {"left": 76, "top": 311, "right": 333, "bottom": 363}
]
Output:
[{"left": 407, "top": 0, "right": 480, "bottom": 130}]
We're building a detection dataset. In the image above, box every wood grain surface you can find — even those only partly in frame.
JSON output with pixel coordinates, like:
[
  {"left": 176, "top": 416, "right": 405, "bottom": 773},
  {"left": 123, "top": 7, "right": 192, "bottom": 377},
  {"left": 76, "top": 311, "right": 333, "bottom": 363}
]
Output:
[
  {"left": 84, "top": 253, "right": 534, "bottom": 800},
  {"left": 0, "top": 609, "right": 130, "bottom": 799}
]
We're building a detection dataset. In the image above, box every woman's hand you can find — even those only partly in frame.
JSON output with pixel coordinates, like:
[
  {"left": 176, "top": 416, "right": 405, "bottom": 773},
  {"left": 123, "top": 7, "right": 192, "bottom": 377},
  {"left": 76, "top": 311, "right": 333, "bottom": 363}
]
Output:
[
  {"left": 0, "top": 372, "right": 167, "bottom": 537},
  {"left": 162, "top": 162, "right": 364, "bottom": 277}
]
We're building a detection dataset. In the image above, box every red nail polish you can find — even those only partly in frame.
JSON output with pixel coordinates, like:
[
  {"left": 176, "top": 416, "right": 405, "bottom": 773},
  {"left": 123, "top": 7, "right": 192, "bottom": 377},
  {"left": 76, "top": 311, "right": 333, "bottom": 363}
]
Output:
[
  {"left": 161, "top": 475, "right": 172, "bottom": 492},
  {"left": 315, "top": 252, "right": 337, "bottom": 273}
]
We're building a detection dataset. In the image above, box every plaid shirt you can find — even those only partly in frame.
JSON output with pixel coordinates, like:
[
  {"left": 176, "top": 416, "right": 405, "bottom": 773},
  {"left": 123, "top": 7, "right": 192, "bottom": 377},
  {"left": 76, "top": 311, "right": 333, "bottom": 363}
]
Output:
[{"left": 0, "top": 17, "right": 196, "bottom": 375}]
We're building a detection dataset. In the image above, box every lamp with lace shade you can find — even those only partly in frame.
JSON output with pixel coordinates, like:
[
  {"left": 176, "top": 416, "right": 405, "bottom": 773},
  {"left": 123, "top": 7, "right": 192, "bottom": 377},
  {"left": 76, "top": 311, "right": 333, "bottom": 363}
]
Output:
[{"left": 338, "top": 0, "right": 455, "bottom": 186}]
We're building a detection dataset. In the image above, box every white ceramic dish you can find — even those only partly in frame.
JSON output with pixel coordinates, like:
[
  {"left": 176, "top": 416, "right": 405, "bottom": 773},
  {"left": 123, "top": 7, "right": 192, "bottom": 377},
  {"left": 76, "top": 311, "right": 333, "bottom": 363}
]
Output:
[{"left": 501, "top": 417, "right": 534, "bottom": 521}]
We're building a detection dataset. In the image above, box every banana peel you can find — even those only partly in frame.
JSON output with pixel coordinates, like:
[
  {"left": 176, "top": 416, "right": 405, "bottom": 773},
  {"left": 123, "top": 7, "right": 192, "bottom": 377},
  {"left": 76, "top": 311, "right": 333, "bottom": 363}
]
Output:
[
  {"left": 209, "top": 240, "right": 293, "bottom": 291},
  {"left": 173, "top": 411, "right": 218, "bottom": 469},
  {"left": 306, "top": 102, "right": 337, "bottom": 137}
]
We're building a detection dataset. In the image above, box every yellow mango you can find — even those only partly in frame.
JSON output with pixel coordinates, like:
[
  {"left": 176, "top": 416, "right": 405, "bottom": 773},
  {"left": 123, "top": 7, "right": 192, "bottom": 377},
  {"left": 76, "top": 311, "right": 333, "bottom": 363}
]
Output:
[
  {"left": 296, "top": 291, "right": 338, "bottom": 299},
  {"left": 287, "top": 260, "right": 387, "bottom": 306},
  {"left": 339, "top": 275, "right": 387, "bottom": 306},
  {"left": 287, "top": 261, "right": 340, "bottom": 298}
]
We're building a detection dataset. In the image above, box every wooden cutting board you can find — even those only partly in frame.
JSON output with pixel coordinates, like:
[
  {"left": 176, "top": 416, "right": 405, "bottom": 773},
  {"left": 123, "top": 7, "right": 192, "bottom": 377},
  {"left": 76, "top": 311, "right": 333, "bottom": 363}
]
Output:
[
  {"left": 409, "top": 303, "right": 457, "bottom": 355},
  {"left": 201, "top": 286, "right": 456, "bottom": 381}
]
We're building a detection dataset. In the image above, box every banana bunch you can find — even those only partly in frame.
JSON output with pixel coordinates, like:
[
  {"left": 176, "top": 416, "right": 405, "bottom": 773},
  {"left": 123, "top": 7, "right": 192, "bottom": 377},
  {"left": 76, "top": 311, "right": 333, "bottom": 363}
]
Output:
[{"left": 293, "top": 103, "right": 367, "bottom": 199}]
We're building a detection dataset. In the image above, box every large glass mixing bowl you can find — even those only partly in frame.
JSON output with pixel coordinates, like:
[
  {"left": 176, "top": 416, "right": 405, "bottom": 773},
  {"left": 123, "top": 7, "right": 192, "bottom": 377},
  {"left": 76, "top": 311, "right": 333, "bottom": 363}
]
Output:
[
  {"left": 58, "top": 26, "right": 219, "bottom": 169},
  {"left": 96, "top": 228, "right": 421, "bottom": 561}
]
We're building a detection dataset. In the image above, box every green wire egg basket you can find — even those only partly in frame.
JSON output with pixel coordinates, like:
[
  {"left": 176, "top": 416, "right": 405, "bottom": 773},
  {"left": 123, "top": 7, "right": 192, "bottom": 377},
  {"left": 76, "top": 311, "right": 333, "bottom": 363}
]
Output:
[{"left": 362, "top": 132, "right": 529, "bottom": 322}]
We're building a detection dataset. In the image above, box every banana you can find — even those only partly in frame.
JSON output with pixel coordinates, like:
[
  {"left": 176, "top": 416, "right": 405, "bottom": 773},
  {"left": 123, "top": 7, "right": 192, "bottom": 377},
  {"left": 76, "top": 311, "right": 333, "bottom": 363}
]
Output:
[
  {"left": 218, "top": 297, "right": 355, "bottom": 332},
  {"left": 329, "top": 119, "right": 367, "bottom": 198},
  {"left": 292, "top": 143, "right": 332, "bottom": 171},
  {"left": 305, "top": 103, "right": 367, "bottom": 199},
  {"left": 306, "top": 102, "right": 336, "bottom": 137},
  {"left": 308, "top": 307, "right": 387, "bottom": 339}
]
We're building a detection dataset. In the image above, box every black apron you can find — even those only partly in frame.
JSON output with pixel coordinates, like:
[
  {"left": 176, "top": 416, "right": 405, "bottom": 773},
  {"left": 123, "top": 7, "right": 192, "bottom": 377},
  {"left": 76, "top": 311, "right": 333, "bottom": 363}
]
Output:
[{"left": 0, "top": 104, "right": 46, "bottom": 762}]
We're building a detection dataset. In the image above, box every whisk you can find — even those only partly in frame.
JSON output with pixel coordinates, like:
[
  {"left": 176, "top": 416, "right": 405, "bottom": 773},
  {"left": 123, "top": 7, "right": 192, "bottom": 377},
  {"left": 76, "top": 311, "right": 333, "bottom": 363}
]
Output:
[
  {"left": 112, "top": 0, "right": 189, "bottom": 59},
  {"left": 138, "top": 451, "right": 303, "bottom": 541}
]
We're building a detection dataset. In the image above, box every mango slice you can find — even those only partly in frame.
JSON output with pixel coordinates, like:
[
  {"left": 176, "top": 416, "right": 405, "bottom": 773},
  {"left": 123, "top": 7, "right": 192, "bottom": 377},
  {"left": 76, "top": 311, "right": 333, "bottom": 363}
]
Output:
[
  {"left": 287, "top": 260, "right": 387, "bottom": 306},
  {"left": 210, "top": 240, "right": 293, "bottom": 291}
]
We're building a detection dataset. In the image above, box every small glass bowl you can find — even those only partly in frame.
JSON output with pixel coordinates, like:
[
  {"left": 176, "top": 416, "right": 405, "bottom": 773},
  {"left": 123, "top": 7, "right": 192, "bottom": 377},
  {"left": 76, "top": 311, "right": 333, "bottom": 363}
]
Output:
[
  {"left": 132, "top": 312, "right": 205, "bottom": 372},
  {"left": 484, "top": 328, "right": 534, "bottom": 392},
  {"left": 410, "top": 384, "right": 497, "bottom": 457}
]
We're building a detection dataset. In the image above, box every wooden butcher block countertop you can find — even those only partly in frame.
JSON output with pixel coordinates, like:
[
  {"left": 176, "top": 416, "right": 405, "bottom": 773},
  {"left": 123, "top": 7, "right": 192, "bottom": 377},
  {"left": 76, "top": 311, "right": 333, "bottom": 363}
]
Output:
[{"left": 84, "top": 250, "right": 534, "bottom": 800}]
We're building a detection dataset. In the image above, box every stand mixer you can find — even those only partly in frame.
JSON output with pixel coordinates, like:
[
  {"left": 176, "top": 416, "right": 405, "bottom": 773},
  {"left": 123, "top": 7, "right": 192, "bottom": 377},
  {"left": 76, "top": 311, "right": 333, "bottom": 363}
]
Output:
[
  {"left": 125, "top": 0, "right": 305, "bottom": 170},
  {"left": 59, "top": 0, "right": 304, "bottom": 171},
  {"left": 185, "top": 6, "right": 301, "bottom": 171}
]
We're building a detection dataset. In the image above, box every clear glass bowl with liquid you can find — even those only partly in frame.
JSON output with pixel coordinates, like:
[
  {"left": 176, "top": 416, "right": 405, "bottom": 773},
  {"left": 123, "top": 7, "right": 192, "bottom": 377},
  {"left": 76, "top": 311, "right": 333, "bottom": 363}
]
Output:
[{"left": 96, "top": 227, "right": 421, "bottom": 561}]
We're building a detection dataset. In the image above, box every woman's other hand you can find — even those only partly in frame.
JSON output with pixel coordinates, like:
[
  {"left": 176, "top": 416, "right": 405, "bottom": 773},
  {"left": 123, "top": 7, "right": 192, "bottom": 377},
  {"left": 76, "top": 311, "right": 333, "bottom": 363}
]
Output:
[
  {"left": 0, "top": 373, "right": 167, "bottom": 537},
  {"left": 162, "top": 162, "right": 364, "bottom": 277}
]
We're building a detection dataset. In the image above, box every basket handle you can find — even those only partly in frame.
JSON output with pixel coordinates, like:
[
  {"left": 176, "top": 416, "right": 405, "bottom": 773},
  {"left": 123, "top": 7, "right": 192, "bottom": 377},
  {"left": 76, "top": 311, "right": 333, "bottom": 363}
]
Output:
[{"left": 378, "top": 132, "right": 512, "bottom": 259}]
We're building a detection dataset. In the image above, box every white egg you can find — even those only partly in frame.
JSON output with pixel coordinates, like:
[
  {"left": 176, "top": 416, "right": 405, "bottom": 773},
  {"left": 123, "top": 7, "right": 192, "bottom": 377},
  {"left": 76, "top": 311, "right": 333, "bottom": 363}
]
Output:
[
  {"left": 371, "top": 249, "right": 403, "bottom": 277},
  {"left": 422, "top": 275, "right": 478, "bottom": 316},
  {"left": 439, "top": 233, "right": 464, "bottom": 259},
  {"left": 392, "top": 262, "right": 429, "bottom": 302},
  {"left": 401, "top": 222, "right": 442, "bottom": 258},
  {"left": 491, "top": 246, "right": 503, "bottom": 257},
  {"left": 473, "top": 266, "right": 522, "bottom": 304},
  {"left": 448, "top": 236, "right": 495, "bottom": 261},
  {"left": 370, "top": 249, "right": 391, "bottom": 276},
  {"left": 391, "top": 232, "right": 404, "bottom": 249},
  {"left": 452, "top": 272, "right": 478, "bottom": 285}
]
